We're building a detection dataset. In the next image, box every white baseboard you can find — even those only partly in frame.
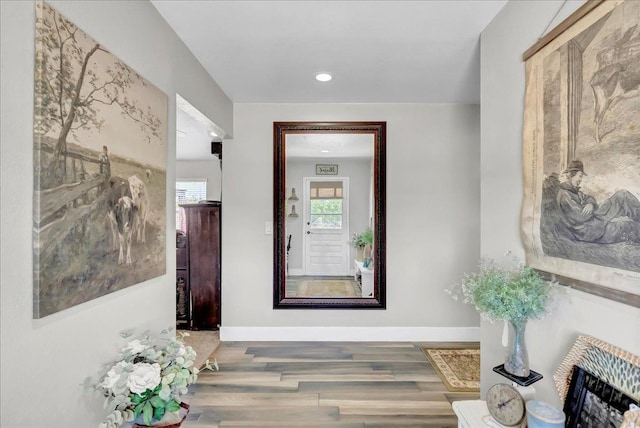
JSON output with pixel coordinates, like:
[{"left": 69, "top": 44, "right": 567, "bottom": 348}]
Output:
[{"left": 220, "top": 326, "right": 480, "bottom": 342}]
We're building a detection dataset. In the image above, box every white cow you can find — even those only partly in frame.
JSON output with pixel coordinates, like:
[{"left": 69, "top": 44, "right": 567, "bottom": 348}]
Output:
[
  {"left": 128, "top": 174, "right": 149, "bottom": 243},
  {"left": 106, "top": 177, "right": 136, "bottom": 265},
  {"left": 114, "top": 196, "right": 136, "bottom": 265}
]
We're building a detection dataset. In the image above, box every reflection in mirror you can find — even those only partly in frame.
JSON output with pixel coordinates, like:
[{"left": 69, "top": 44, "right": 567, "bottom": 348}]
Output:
[{"left": 273, "top": 122, "right": 386, "bottom": 309}]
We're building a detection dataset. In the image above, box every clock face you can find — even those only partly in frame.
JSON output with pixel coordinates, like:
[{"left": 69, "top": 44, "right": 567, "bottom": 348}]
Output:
[{"left": 486, "top": 383, "right": 525, "bottom": 427}]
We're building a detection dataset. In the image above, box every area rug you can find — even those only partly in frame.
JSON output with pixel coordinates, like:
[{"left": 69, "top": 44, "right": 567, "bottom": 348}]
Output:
[
  {"left": 422, "top": 348, "right": 480, "bottom": 392},
  {"left": 296, "top": 280, "right": 358, "bottom": 297},
  {"left": 179, "top": 330, "right": 220, "bottom": 370}
]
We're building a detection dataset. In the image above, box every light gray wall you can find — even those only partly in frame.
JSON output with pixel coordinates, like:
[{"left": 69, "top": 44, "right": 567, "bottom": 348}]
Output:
[
  {"left": 176, "top": 160, "right": 222, "bottom": 201},
  {"left": 481, "top": 0, "right": 640, "bottom": 406},
  {"left": 286, "top": 157, "right": 371, "bottom": 271},
  {"left": 222, "top": 103, "right": 481, "bottom": 332},
  {"left": 0, "top": 1, "right": 232, "bottom": 426}
]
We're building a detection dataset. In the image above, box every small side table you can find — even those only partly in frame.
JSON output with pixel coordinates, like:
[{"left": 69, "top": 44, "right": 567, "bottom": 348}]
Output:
[
  {"left": 354, "top": 260, "right": 373, "bottom": 297},
  {"left": 452, "top": 400, "right": 525, "bottom": 428}
]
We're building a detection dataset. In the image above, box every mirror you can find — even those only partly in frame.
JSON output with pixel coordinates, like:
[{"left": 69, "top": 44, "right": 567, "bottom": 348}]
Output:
[{"left": 273, "top": 122, "right": 386, "bottom": 309}]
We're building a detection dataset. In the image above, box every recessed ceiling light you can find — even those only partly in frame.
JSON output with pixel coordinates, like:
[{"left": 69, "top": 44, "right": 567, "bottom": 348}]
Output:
[
  {"left": 315, "top": 73, "right": 332, "bottom": 82},
  {"left": 320, "top": 149, "right": 330, "bottom": 153},
  {"left": 209, "top": 130, "right": 217, "bottom": 137}
]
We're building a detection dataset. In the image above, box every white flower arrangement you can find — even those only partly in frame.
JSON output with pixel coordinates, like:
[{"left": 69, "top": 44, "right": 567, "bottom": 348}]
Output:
[{"left": 86, "top": 328, "right": 217, "bottom": 428}]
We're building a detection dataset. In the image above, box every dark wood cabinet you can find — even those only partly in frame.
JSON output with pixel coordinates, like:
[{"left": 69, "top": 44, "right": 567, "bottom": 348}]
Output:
[{"left": 176, "top": 202, "right": 221, "bottom": 330}]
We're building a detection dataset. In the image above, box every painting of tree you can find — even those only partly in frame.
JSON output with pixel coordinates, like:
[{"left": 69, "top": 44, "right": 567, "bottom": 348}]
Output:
[{"left": 33, "top": 0, "right": 167, "bottom": 318}]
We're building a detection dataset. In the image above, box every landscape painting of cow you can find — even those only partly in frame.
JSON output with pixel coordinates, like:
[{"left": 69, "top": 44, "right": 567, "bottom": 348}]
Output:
[
  {"left": 522, "top": 0, "right": 640, "bottom": 306},
  {"left": 33, "top": 0, "right": 167, "bottom": 318}
]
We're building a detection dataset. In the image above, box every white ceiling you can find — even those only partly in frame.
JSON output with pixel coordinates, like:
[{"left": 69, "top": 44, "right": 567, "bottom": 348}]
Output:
[
  {"left": 152, "top": 0, "right": 507, "bottom": 104},
  {"left": 176, "top": 95, "right": 222, "bottom": 161},
  {"left": 287, "top": 133, "right": 374, "bottom": 158}
]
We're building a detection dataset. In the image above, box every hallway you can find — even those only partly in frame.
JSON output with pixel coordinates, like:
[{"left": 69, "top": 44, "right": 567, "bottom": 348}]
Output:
[{"left": 183, "top": 341, "right": 479, "bottom": 427}]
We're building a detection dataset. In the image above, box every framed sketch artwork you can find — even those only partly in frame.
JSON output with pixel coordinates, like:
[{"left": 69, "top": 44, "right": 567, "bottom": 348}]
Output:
[
  {"left": 32, "top": 0, "right": 167, "bottom": 318},
  {"left": 521, "top": 0, "right": 640, "bottom": 307}
]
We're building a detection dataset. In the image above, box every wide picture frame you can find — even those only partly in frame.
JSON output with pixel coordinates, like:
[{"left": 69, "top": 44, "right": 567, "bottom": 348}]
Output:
[
  {"left": 563, "top": 365, "right": 638, "bottom": 428},
  {"left": 521, "top": 0, "right": 640, "bottom": 307},
  {"left": 32, "top": 0, "right": 168, "bottom": 318}
]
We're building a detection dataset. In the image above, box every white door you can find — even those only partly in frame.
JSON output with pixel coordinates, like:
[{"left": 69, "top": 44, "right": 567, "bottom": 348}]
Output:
[{"left": 303, "top": 177, "right": 349, "bottom": 276}]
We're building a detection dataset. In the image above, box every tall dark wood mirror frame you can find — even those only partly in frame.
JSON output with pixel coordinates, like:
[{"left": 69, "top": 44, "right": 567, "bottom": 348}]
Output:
[{"left": 273, "top": 121, "right": 386, "bottom": 309}]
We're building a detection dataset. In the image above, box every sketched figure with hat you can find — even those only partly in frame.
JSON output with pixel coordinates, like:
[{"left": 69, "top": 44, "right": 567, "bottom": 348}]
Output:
[{"left": 556, "top": 160, "right": 640, "bottom": 243}]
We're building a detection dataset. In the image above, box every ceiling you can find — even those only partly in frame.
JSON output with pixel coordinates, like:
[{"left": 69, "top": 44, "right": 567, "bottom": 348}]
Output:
[
  {"left": 287, "top": 133, "right": 374, "bottom": 158},
  {"left": 152, "top": 0, "right": 507, "bottom": 104},
  {"left": 176, "top": 95, "right": 222, "bottom": 161},
  {"left": 166, "top": 1, "right": 507, "bottom": 160}
]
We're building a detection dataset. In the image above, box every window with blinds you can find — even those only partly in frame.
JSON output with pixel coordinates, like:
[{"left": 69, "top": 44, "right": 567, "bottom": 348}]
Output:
[
  {"left": 310, "top": 181, "right": 343, "bottom": 229},
  {"left": 176, "top": 180, "right": 207, "bottom": 231},
  {"left": 310, "top": 181, "right": 343, "bottom": 199}
]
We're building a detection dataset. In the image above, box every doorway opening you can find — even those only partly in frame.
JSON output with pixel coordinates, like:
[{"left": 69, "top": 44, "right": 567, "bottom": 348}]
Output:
[{"left": 175, "top": 94, "right": 225, "bottom": 331}]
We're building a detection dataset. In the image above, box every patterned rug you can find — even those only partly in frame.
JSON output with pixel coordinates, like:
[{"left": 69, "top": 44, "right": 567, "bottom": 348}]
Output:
[
  {"left": 296, "top": 280, "right": 358, "bottom": 297},
  {"left": 180, "top": 330, "right": 220, "bottom": 370},
  {"left": 422, "top": 348, "right": 480, "bottom": 392}
]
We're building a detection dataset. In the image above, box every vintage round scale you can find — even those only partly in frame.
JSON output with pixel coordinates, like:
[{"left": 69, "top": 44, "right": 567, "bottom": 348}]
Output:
[{"left": 486, "top": 383, "right": 527, "bottom": 427}]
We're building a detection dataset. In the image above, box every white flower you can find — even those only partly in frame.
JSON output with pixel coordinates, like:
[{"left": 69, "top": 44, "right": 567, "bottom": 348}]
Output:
[
  {"left": 123, "top": 339, "right": 146, "bottom": 354},
  {"left": 126, "top": 363, "right": 161, "bottom": 394},
  {"left": 101, "top": 361, "right": 129, "bottom": 390},
  {"left": 177, "top": 345, "right": 186, "bottom": 356}
]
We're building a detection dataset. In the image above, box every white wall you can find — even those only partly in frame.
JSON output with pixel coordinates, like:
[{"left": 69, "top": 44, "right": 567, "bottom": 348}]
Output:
[
  {"left": 481, "top": 0, "right": 640, "bottom": 407},
  {"left": 0, "top": 1, "right": 232, "bottom": 426},
  {"left": 176, "top": 160, "right": 222, "bottom": 201},
  {"left": 221, "top": 103, "right": 482, "bottom": 341}
]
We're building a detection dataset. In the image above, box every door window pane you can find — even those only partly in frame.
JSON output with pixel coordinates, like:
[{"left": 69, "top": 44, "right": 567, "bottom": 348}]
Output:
[{"left": 310, "top": 199, "right": 342, "bottom": 229}]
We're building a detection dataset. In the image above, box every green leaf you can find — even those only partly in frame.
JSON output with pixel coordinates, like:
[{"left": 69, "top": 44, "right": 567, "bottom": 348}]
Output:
[
  {"left": 154, "top": 405, "right": 166, "bottom": 422},
  {"left": 149, "top": 395, "right": 165, "bottom": 408},
  {"left": 133, "top": 402, "right": 145, "bottom": 419},
  {"left": 143, "top": 401, "right": 153, "bottom": 426},
  {"left": 158, "top": 384, "right": 171, "bottom": 401},
  {"left": 131, "top": 394, "right": 144, "bottom": 404},
  {"left": 166, "top": 399, "right": 181, "bottom": 413}
]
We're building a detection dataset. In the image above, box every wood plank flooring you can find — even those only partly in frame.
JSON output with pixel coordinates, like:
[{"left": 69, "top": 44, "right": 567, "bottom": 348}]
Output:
[{"left": 183, "top": 341, "right": 479, "bottom": 427}]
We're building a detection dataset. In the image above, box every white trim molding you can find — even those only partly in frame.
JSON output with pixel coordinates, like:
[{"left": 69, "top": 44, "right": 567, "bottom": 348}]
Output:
[{"left": 220, "top": 326, "right": 480, "bottom": 342}]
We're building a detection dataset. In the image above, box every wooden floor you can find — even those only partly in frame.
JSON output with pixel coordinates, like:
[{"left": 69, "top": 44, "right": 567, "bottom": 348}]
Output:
[{"left": 183, "top": 341, "right": 479, "bottom": 427}]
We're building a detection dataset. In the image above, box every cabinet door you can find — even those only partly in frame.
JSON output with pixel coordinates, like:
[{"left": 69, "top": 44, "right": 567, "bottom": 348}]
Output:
[{"left": 185, "top": 206, "right": 220, "bottom": 329}]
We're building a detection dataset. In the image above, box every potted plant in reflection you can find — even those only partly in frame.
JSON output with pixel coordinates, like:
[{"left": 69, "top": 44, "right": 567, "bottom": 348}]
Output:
[
  {"left": 448, "top": 255, "right": 556, "bottom": 378},
  {"left": 350, "top": 228, "right": 373, "bottom": 261}
]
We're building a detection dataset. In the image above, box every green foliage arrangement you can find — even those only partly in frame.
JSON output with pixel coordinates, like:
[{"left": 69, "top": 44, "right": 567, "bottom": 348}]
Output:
[
  {"left": 86, "top": 328, "right": 217, "bottom": 428},
  {"left": 449, "top": 258, "right": 552, "bottom": 324},
  {"left": 350, "top": 228, "right": 373, "bottom": 248}
]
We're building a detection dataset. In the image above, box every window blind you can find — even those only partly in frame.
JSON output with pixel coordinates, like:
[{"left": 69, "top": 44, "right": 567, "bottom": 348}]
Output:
[{"left": 310, "top": 181, "right": 343, "bottom": 199}]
